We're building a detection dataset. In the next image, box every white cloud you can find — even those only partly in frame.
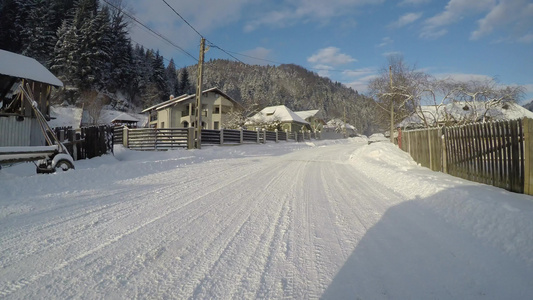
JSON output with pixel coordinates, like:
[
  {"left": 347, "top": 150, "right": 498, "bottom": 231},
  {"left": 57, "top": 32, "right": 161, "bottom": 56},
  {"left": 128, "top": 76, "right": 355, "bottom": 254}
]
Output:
[
  {"left": 312, "top": 65, "right": 334, "bottom": 78},
  {"left": 420, "top": 0, "right": 495, "bottom": 39},
  {"left": 518, "top": 34, "right": 533, "bottom": 44},
  {"left": 242, "top": 47, "right": 273, "bottom": 65},
  {"left": 307, "top": 47, "right": 357, "bottom": 66},
  {"left": 127, "top": 0, "right": 250, "bottom": 60},
  {"left": 243, "top": 0, "right": 384, "bottom": 32},
  {"left": 342, "top": 68, "right": 375, "bottom": 78},
  {"left": 382, "top": 51, "right": 403, "bottom": 57},
  {"left": 377, "top": 37, "right": 394, "bottom": 47},
  {"left": 389, "top": 12, "right": 423, "bottom": 28},
  {"left": 470, "top": 0, "right": 533, "bottom": 41},
  {"left": 399, "top": 0, "right": 430, "bottom": 5},
  {"left": 435, "top": 73, "right": 494, "bottom": 83}
]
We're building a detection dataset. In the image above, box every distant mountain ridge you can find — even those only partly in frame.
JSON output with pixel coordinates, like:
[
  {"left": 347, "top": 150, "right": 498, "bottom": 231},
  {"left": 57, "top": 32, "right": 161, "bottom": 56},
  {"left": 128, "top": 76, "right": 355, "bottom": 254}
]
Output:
[{"left": 183, "top": 60, "right": 377, "bottom": 135}]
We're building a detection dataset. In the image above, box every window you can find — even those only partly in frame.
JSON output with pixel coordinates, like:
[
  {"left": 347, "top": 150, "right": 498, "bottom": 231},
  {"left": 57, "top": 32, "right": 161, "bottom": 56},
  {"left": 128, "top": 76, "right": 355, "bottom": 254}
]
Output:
[
  {"left": 160, "top": 122, "right": 165, "bottom": 128},
  {"left": 214, "top": 121, "right": 219, "bottom": 130},
  {"left": 214, "top": 107, "right": 220, "bottom": 114}
]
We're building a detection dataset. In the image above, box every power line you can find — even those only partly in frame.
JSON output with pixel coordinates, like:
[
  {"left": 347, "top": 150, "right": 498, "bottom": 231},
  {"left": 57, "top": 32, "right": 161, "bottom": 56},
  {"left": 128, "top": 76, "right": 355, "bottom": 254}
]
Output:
[
  {"left": 158, "top": 0, "right": 245, "bottom": 64},
  {"left": 156, "top": 0, "right": 357, "bottom": 74},
  {"left": 160, "top": 0, "right": 203, "bottom": 39},
  {"left": 102, "top": 0, "right": 198, "bottom": 62}
]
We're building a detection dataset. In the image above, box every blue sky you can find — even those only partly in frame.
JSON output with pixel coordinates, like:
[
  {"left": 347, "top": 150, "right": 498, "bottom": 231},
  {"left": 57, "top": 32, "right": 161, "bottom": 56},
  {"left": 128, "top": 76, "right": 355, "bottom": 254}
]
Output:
[{"left": 126, "top": 0, "right": 533, "bottom": 103}]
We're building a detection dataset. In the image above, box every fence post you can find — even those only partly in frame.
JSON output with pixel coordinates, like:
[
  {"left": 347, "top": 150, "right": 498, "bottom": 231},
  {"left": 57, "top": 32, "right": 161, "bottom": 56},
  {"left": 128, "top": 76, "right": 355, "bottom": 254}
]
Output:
[
  {"left": 220, "top": 129, "right": 224, "bottom": 145},
  {"left": 285, "top": 129, "right": 289, "bottom": 141},
  {"left": 256, "top": 128, "right": 260, "bottom": 144},
  {"left": 441, "top": 127, "right": 447, "bottom": 174},
  {"left": 240, "top": 128, "right": 243, "bottom": 144},
  {"left": 122, "top": 126, "right": 129, "bottom": 148},
  {"left": 524, "top": 118, "right": 533, "bottom": 196},
  {"left": 275, "top": 129, "right": 278, "bottom": 143},
  {"left": 262, "top": 129, "right": 266, "bottom": 143},
  {"left": 187, "top": 127, "right": 195, "bottom": 149},
  {"left": 295, "top": 131, "right": 298, "bottom": 142}
]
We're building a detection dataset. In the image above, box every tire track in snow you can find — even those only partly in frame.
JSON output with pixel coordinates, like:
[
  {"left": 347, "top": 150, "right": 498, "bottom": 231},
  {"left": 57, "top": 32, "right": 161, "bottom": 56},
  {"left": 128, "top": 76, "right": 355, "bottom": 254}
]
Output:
[
  {"left": 187, "top": 158, "right": 296, "bottom": 299},
  {"left": 0, "top": 159, "right": 271, "bottom": 298}
]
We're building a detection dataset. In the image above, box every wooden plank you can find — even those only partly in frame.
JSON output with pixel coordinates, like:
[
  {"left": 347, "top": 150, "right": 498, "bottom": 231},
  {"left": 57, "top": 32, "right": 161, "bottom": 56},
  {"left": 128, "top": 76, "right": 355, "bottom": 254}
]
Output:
[
  {"left": 524, "top": 118, "right": 533, "bottom": 195},
  {"left": 510, "top": 120, "right": 521, "bottom": 193}
]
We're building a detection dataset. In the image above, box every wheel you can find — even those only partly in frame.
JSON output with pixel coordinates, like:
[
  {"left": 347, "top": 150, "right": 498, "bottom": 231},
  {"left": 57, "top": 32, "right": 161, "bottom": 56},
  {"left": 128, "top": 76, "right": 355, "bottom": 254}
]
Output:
[{"left": 55, "top": 159, "right": 74, "bottom": 172}]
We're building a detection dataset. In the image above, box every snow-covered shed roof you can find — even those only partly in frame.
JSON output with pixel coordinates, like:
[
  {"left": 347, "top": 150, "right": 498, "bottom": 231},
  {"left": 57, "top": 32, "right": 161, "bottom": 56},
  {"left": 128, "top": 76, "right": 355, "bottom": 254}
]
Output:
[
  {"left": 248, "top": 105, "right": 309, "bottom": 125},
  {"left": 111, "top": 113, "right": 139, "bottom": 123},
  {"left": 0, "top": 50, "right": 63, "bottom": 87}
]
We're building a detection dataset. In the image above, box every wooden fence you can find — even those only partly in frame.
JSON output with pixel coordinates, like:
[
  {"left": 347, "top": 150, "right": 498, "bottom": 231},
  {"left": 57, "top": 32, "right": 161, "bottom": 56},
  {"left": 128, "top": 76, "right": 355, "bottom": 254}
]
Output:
[
  {"left": 398, "top": 118, "right": 532, "bottom": 195},
  {"left": 116, "top": 127, "right": 317, "bottom": 150},
  {"left": 53, "top": 125, "right": 113, "bottom": 160}
]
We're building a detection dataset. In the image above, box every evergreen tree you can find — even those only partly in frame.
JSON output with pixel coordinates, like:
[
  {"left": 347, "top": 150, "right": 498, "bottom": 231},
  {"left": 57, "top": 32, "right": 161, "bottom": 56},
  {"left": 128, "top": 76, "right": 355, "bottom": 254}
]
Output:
[
  {"left": 107, "top": 4, "right": 133, "bottom": 94},
  {"left": 179, "top": 68, "right": 192, "bottom": 95},
  {"left": 71, "top": 0, "right": 98, "bottom": 30},
  {"left": 78, "top": 6, "right": 112, "bottom": 90},
  {"left": 22, "top": 0, "right": 58, "bottom": 67},
  {"left": 51, "top": 20, "right": 79, "bottom": 87},
  {"left": 0, "top": 0, "right": 30, "bottom": 53},
  {"left": 165, "top": 58, "right": 180, "bottom": 97},
  {"left": 151, "top": 50, "right": 170, "bottom": 101}
]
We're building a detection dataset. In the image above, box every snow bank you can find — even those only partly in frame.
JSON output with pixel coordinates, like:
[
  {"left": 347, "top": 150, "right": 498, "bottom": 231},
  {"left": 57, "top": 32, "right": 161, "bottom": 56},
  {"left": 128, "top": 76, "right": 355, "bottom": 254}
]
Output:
[{"left": 350, "top": 141, "right": 533, "bottom": 266}]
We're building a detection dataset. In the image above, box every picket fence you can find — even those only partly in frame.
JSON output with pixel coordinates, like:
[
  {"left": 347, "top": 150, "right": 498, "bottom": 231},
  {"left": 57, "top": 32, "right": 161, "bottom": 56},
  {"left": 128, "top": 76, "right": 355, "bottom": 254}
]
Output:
[{"left": 398, "top": 118, "right": 533, "bottom": 195}]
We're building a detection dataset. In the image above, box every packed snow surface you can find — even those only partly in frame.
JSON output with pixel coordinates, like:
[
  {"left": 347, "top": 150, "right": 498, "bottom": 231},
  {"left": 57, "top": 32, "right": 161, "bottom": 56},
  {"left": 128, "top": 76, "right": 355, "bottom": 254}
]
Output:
[{"left": 1, "top": 138, "right": 532, "bottom": 299}]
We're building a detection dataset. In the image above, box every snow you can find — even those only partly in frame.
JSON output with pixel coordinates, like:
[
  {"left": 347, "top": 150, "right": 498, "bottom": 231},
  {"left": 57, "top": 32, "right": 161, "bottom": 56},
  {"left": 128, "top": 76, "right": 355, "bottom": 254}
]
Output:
[
  {"left": 248, "top": 105, "right": 309, "bottom": 125},
  {"left": 0, "top": 50, "right": 63, "bottom": 87},
  {"left": 400, "top": 102, "right": 533, "bottom": 128},
  {"left": 1, "top": 138, "right": 532, "bottom": 299},
  {"left": 49, "top": 106, "right": 147, "bottom": 129}
]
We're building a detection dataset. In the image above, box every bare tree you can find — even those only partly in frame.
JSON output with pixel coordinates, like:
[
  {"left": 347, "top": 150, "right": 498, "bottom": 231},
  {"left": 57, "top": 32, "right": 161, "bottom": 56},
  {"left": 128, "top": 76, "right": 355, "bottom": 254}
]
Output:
[
  {"left": 80, "top": 90, "right": 108, "bottom": 126},
  {"left": 368, "top": 55, "right": 431, "bottom": 140}
]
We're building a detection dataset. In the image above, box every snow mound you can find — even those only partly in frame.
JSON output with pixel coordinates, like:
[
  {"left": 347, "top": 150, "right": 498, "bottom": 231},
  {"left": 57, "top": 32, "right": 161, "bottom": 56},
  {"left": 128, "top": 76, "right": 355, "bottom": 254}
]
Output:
[{"left": 350, "top": 142, "right": 533, "bottom": 266}]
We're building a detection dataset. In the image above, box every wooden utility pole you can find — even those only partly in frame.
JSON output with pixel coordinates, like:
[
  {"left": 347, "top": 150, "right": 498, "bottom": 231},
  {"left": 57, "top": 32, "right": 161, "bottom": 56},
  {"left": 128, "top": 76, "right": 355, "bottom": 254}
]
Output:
[
  {"left": 389, "top": 65, "right": 394, "bottom": 143},
  {"left": 195, "top": 38, "right": 206, "bottom": 149}
]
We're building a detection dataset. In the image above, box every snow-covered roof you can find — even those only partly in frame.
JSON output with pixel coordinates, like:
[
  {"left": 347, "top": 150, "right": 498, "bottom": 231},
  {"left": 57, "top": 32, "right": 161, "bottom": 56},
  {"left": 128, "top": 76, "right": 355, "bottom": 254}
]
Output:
[
  {"left": 325, "top": 119, "right": 356, "bottom": 131},
  {"left": 248, "top": 105, "right": 309, "bottom": 125},
  {"left": 0, "top": 50, "right": 63, "bottom": 87},
  {"left": 111, "top": 113, "right": 139, "bottom": 123},
  {"left": 399, "top": 101, "right": 533, "bottom": 128},
  {"left": 141, "top": 87, "right": 242, "bottom": 113},
  {"left": 294, "top": 110, "right": 319, "bottom": 120},
  {"left": 48, "top": 106, "right": 148, "bottom": 129}
]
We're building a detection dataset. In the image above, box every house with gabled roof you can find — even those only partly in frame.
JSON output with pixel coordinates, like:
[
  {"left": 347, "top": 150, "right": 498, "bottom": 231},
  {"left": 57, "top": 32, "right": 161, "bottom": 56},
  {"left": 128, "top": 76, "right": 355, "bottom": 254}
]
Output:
[
  {"left": 246, "top": 105, "right": 311, "bottom": 132},
  {"left": 141, "top": 87, "right": 243, "bottom": 129},
  {"left": 294, "top": 109, "right": 324, "bottom": 132}
]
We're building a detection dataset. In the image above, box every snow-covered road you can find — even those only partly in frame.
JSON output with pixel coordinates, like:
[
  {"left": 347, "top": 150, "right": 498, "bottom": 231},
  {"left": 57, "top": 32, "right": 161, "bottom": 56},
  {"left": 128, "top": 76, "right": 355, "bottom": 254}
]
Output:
[{"left": 1, "top": 139, "right": 532, "bottom": 299}]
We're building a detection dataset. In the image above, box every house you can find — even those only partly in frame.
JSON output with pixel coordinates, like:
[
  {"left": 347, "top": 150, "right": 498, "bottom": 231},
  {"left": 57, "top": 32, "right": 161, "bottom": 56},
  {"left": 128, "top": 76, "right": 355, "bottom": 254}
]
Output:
[
  {"left": 0, "top": 50, "right": 63, "bottom": 146},
  {"left": 322, "top": 119, "right": 357, "bottom": 139},
  {"left": 294, "top": 109, "right": 325, "bottom": 132},
  {"left": 399, "top": 101, "right": 533, "bottom": 129},
  {"left": 246, "top": 105, "right": 310, "bottom": 132},
  {"left": 141, "top": 87, "right": 243, "bottom": 129}
]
